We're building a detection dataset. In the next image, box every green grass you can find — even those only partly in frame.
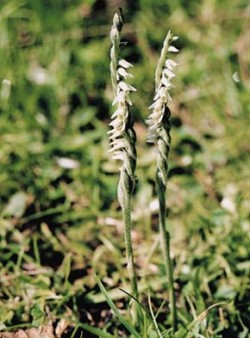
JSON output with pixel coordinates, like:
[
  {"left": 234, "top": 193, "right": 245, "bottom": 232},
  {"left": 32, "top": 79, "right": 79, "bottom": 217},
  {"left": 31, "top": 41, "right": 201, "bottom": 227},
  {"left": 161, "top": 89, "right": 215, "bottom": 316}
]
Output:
[{"left": 0, "top": 0, "right": 250, "bottom": 337}]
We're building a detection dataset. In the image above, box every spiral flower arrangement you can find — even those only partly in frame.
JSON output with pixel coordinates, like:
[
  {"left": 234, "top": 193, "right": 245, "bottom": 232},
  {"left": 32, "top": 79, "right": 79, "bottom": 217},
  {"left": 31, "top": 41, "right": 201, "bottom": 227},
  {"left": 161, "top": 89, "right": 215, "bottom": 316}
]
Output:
[
  {"left": 108, "top": 9, "right": 139, "bottom": 314},
  {"left": 146, "top": 30, "right": 179, "bottom": 331},
  {"left": 147, "top": 30, "right": 178, "bottom": 145}
]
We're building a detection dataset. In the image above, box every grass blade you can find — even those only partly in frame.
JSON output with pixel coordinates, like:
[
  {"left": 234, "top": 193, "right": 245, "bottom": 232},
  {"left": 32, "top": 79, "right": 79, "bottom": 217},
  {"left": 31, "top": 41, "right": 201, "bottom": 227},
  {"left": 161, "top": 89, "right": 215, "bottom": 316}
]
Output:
[
  {"left": 72, "top": 323, "right": 116, "bottom": 338},
  {"left": 96, "top": 275, "right": 141, "bottom": 338}
]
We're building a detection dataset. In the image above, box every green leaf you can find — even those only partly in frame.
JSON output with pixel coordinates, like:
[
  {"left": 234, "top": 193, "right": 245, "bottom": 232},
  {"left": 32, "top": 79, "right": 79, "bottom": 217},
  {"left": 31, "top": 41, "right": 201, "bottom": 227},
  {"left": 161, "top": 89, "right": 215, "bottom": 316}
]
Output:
[
  {"left": 239, "top": 328, "right": 249, "bottom": 338},
  {"left": 148, "top": 291, "right": 164, "bottom": 338},
  {"left": 214, "top": 285, "right": 237, "bottom": 300},
  {"left": 95, "top": 275, "right": 141, "bottom": 338},
  {"left": 0, "top": 307, "right": 14, "bottom": 324},
  {"left": 58, "top": 253, "right": 72, "bottom": 282},
  {"left": 173, "top": 327, "right": 188, "bottom": 338},
  {"left": 31, "top": 303, "right": 45, "bottom": 327},
  {"left": 0, "top": 323, "right": 7, "bottom": 331}
]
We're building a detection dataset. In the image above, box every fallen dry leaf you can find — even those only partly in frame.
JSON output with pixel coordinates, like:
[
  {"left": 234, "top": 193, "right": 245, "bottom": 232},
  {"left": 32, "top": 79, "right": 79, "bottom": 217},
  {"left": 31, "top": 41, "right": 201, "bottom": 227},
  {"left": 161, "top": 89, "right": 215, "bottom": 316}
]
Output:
[{"left": 0, "top": 321, "right": 69, "bottom": 338}]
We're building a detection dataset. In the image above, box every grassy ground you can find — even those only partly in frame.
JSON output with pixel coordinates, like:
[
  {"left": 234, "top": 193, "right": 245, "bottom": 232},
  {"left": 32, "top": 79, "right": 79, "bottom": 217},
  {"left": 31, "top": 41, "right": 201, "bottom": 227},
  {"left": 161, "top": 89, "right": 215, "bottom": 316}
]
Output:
[{"left": 0, "top": 0, "right": 250, "bottom": 337}]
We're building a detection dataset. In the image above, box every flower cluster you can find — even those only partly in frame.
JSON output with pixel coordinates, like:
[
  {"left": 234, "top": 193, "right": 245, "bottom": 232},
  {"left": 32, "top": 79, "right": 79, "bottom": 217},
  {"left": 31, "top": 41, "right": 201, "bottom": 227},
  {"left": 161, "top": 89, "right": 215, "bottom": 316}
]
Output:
[
  {"left": 108, "top": 60, "right": 136, "bottom": 161},
  {"left": 147, "top": 31, "right": 179, "bottom": 143},
  {"left": 108, "top": 11, "right": 139, "bottom": 306},
  {"left": 145, "top": 32, "right": 179, "bottom": 330},
  {"left": 108, "top": 10, "right": 136, "bottom": 163}
]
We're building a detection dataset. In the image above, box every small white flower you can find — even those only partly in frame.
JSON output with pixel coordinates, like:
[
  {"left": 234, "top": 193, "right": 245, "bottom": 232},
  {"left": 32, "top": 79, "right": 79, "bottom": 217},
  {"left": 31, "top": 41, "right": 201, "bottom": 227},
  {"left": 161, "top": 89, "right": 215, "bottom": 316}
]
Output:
[
  {"left": 148, "top": 102, "right": 157, "bottom": 110},
  {"left": 168, "top": 46, "right": 179, "bottom": 53},
  {"left": 149, "top": 99, "right": 162, "bottom": 111},
  {"left": 112, "top": 152, "right": 124, "bottom": 161},
  {"left": 111, "top": 106, "right": 124, "bottom": 119},
  {"left": 172, "top": 36, "right": 179, "bottom": 41},
  {"left": 118, "top": 59, "right": 133, "bottom": 68},
  {"left": 110, "top": 139, "right": 126, "bottom": 151},
  {"left": 165, "top": 59, "right": 177, "bottom": 70},
  {"left": 159, "top": 86, "right": 170, "bottom": 101},
  {"left": 113, "top": 90, "right": 126, "bottom": 105},
  {"left": 109, "top": 127, "right": 124, "bottom": 138},
  {"left": 113, "top": 89, "right": 133, "bottom": 106},
  {"left": 118, "top": 81, "right": 136, "bottom": 92},
  {"left": 164, "top": 68, "right": 176, "bottom": 79},
  {"left": 161, "top": 76, "right": 173, "bottom": 89},
  {"left": 109, "top": 117, "right": 125, "bottom": 130},
  {"left": 150, "top": 111, "right": 163, "bottom": 124},
  {"left": 117, "top": 67, "right": 133, "bottom": 79},
  {"left": 124, "top": 93, "right": 132, "bottom": 105}
]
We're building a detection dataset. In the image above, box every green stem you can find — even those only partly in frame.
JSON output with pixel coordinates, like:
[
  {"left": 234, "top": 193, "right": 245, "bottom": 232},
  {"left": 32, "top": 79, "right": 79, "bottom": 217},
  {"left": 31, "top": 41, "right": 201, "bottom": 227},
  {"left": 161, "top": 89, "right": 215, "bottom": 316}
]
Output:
[
  {"left": 109, "top": 8, "right": 140, "bottom": 326},
  {"left": 122, "top": 194, "right": 139, "bottom": 300},
  {"left": 118, "top": 164, "right": 140, "bottom": 324},
  {"left": 147, "top": 29, "right": 179, "bottom": 332},
  {"left": 156, "top": 169, "right": 177, "bottom": 332}
]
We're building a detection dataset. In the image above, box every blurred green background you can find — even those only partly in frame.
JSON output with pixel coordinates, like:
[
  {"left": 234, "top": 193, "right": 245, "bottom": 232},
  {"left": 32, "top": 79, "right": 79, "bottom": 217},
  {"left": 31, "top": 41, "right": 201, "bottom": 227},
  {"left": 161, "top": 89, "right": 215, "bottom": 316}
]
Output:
[{"left": 0, "top": 0, "right": 250, "bottom": 336}]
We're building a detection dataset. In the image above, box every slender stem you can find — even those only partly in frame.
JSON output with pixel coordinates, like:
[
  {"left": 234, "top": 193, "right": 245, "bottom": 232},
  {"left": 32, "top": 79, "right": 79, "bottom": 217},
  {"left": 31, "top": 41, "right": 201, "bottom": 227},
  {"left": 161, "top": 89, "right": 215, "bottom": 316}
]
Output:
[
  {"left": 122, "top": 189, "right": 139, "bottom": 300},
  {"left": 147, "top": 31, "right": 179, "bottom": 331},
  {"left": 155, "top": 114, "right": 177, "bottom": 331},
  {"left": 156, "top": 170, "right": 177, "bottom": 331},
  {"left": 118, "top": 143, "right": 139, "bottom": 323}
]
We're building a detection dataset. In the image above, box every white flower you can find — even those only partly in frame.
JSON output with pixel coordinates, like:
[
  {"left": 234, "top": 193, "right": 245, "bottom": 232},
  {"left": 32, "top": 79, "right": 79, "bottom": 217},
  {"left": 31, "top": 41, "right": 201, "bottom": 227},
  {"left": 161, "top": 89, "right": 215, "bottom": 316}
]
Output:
[
  {"left": 163, "top": 68, "right": 175, "bottom": 79},
  {"left": 118, "top": 59, "right": 133, "bottom": 68},
  {"left": 168, "top": 46, "right": 179, "bottom": 53},
  {"left": 109, "top": 56, "right": 136, "bottom": 159},
  {"left": 118, "top": 81, "right": 136, "bottom": 92},
  {"left": 111, "top": 106, "right": 124, "bottom": 118},
  {"left": 117, "top": 67, "right": 133, "bottom": 79},
  {"left": 161, "top": 76, "right": 173, "bottom": 90},
  {"left": 172, "top": 36, "right": 179, "bottom": 41},
  {"left": 147, "top": 31, "right": 178, "bottom": 142},
  {"left": 165, "top": 59, "right": 177, "bottom": 70}
]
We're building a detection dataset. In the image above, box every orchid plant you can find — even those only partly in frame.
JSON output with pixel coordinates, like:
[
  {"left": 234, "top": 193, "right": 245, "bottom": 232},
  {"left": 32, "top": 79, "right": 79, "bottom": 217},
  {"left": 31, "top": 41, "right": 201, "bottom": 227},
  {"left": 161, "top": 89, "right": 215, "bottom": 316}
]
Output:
[{"left": 108, "top": 9, "right": 179, "bottom": 332}]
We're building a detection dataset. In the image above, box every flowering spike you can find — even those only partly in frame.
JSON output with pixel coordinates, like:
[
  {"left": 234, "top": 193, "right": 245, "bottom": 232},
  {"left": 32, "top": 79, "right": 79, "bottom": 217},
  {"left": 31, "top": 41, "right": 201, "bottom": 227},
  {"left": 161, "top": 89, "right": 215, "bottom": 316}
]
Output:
[
  {"left": 145, "top": 29, "right": 179, "bottom": 332},
  {"left": 108, "top": 9, "right": 139, "bottom": 317},
  {"left": 147, "top": 31, "right": 179, "bottom": 142}
]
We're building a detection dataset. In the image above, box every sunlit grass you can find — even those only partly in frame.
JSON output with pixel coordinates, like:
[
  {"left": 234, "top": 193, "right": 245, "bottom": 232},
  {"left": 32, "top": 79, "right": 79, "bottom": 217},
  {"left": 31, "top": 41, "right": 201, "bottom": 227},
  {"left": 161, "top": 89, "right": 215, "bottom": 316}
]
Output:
[{"left": 0, "top": 0, "right": 249, "bottom": 337}]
